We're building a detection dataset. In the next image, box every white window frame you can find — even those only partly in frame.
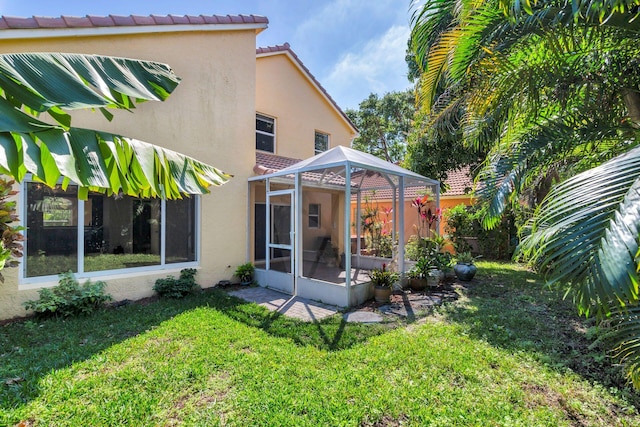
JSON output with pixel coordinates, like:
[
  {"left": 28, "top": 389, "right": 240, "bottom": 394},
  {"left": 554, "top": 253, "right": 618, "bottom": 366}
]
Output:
[
  {"left": 308, "top": 203, "right": 321, "bottom": 229},
  {"left": 19, "top": 178, "right": 200, "bottom": 286},
  {"left": 314, "top": 131, "right": 329, "bottom": 155},
  {"left": 256, "top": 113, "right": 276, "bottom": 153}
]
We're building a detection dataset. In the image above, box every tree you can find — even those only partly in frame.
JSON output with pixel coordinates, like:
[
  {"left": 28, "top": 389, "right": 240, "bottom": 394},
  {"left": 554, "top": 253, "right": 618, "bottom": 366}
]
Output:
[
  {"left": 410, "top": 0, "right": 640, "bottom": 385},
  {"left": 346, "top": 90, "right": 414, "bottom": 163},
  {"left": 0, "top": 52, "right": 231, "bottom": 276}
]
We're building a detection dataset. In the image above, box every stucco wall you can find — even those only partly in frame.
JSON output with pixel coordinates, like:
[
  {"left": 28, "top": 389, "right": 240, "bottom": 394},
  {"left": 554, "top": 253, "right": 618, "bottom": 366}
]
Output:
[
  {"left": 255, "top": 53, "right": 356, "bottom": 159},
  {"left": 0, "top": 29, "right": 258, "bottom": 320}
]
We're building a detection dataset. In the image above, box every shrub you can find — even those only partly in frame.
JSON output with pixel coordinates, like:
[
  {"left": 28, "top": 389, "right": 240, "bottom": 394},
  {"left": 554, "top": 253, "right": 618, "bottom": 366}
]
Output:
[
  {"left": 23, "top": 272, "right": 112, "bottom": 317},
  {"left": 443, "top": 203, "right": 518, "bottom": 260},
  {"left": 405, "top": 235, "right": 439, "bottom": 261},
  {"left": 153, "top": 268, "right": 199, "bottom": 298}
]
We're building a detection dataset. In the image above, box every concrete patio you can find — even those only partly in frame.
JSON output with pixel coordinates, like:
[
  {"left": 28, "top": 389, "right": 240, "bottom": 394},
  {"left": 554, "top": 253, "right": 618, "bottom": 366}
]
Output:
[
  {"left": 227, "top": 284, "right": 459, "bottom": 323},
  {"left": 228, "top": 286, "right": 339, "bottom": 321}
]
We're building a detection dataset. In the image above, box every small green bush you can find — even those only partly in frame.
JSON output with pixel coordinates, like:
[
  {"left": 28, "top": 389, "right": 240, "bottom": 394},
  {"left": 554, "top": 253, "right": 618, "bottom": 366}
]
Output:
[
  {"left": 153, "top": 268, "right": 199, "bottom": 298},
  {"left": 23, "top": 272, "right": 112, "bottom": 317},
  {"left": 443, "top": 203, "right": 519, "bottom": 259}
]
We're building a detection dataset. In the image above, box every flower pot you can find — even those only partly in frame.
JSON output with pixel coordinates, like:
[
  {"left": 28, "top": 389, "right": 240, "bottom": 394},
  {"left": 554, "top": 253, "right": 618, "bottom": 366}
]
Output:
[
  {"left": 427, "top": 269, "right": 442, "bottom": 287},
  {"left": 373, "top": 285, "right": 393, "bottom": 303},
  {"left": 409, "top": 277, "right": 428, "bottom": 291},
  {"left": 454, "top": 263, "right": 477, "bottom": 281}
]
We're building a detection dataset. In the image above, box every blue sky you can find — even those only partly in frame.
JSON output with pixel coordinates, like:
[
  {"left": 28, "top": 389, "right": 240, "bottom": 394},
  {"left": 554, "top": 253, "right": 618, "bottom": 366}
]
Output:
[{"left": 0, "top": 0, "right": 417, "bottom": 110}]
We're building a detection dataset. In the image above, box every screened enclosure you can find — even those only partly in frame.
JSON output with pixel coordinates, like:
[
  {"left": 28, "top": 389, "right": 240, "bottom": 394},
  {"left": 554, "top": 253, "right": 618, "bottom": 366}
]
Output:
[{"left": 249, "top": 146, "right": 439, "bottom": 307}]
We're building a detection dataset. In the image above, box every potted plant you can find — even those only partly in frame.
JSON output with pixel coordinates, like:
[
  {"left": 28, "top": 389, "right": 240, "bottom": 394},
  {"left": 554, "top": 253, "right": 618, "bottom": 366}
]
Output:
[
  {"left": 408, "top": 256, "right": 430, "bottom": 291},
  {"left": 453, "top": 252, "right": 478, "bottom": 281},
  {"left": 235, "top": 262, "right": 255, "bottom": 285},
  {"left": 369, "top": 263, "right": 399, "bottom": 303},
  {"left": 432, "top": 251, "right": 453, "bottom": 284}
]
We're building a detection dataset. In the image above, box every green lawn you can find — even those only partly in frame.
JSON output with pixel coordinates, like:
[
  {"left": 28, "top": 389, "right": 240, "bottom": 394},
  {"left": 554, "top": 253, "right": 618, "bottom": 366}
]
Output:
[{"left": 1, "top": 262, "right": 639, "bottom": 426}]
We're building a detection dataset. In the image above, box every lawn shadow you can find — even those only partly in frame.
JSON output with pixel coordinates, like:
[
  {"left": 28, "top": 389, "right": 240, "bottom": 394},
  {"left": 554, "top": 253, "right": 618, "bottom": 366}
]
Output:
[
  {"left": 210, "top": 289, "right": 391, "bottom": 351},
  {"left": 439, "top": 263, "right": 638, "bottom": 405}
]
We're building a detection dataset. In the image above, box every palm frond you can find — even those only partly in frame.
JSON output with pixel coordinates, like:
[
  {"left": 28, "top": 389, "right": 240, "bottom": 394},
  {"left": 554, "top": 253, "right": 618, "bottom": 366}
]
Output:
[{"left": 520, "top": 146, "right": 640, "bottom": 316}]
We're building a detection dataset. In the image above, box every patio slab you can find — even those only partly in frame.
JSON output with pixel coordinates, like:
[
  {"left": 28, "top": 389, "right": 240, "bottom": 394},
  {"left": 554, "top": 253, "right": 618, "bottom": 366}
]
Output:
[
  {"left": 228, "top": 286, "right": 339, "bottom": 322},
  {"left": 343, "top": 310, "right": 383, "bottom": 323}
]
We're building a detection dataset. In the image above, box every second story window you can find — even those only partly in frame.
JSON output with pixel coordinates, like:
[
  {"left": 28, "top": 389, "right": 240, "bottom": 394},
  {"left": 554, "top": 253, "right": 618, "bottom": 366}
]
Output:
[
  {"left": 256, "top": 114, "right": 275, "bottom": 153},
  {"left": 314, "top": 131, "right": 329, "bottom": 154}
]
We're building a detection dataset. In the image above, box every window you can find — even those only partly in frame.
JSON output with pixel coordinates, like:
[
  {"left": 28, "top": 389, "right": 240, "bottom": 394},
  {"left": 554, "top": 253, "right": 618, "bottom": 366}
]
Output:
[
  {"left": 308, "top": 203, "right": 321, "bottom": 228},
  {"left": 256, "top": 114, "right": 275, "bottom": 152},
  {"left": 314, "top": 131, "right": 329, "bottom": 154},
  {"left": 24, "top": 181, "right": 198, "bottom": 280}
]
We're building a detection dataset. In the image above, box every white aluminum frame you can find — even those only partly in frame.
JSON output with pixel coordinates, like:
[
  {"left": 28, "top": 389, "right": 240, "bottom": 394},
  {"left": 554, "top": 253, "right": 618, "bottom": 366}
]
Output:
[{"left": 19, "top": 179, "right": 201, "bottom": 286}]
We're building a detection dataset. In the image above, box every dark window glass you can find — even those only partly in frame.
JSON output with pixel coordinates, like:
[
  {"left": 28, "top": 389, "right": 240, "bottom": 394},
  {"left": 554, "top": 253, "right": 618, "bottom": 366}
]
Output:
[
  {"left": 26, "top": 183, "right": 78, "bottom": 277},
  {"left": 315, "top": 132, "right": 329, "bottom": 154},
  {"left": 256, "top": 114, "right": 275, "bottom": 152},
  {"left": 308, "top": 203, "right": 320, "bottom": 228},
  {"left": 166, "top": 197, "right": 197, "bottom": 264},
  {"left": 84, "top": 195, "right": 161, "bottom": 271}
]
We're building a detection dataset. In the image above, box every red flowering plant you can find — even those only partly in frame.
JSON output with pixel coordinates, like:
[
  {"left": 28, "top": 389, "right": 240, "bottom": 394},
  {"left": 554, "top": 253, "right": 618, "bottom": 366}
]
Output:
[
  {"left": 407, "top": 191, "right": 444, "bottom": 261},
  {"left": 359, "top": 194, "right": 395, "bottom": 258},
  {"left": 411, "top": 192, "right": 441, "bottom": 239}
]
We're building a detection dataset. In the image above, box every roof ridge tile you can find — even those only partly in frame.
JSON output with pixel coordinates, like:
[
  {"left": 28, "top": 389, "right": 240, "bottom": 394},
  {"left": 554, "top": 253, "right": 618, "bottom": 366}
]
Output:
[{"left": 0, "top": 14, "right": 268, "bottom": 29}]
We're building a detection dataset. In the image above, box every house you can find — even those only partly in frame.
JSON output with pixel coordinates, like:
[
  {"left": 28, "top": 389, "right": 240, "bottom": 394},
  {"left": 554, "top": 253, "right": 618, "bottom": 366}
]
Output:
[
  {"left": 0, "top": 14, "right": 399, "bottom": 319},
  {"left": 0, "top": 14, "right": 436, "bottom": 320}
]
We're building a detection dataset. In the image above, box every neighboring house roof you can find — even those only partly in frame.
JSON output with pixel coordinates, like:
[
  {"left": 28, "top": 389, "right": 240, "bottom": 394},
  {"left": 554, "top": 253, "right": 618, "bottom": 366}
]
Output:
[
  {"left": 0, "top": 14, "right": 268, "bottom": 38},
  {"left": 441, "top": 166, "right": 474, "bottom": 197},
  {"left": 256, "top": 42, "right": 358, "bottom": 136}
]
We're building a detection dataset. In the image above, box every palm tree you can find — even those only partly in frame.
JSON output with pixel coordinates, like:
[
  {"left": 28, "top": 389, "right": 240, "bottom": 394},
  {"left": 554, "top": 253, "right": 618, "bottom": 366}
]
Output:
[{"left": 410, "top": 0, "right": 640, "bottom": 385}]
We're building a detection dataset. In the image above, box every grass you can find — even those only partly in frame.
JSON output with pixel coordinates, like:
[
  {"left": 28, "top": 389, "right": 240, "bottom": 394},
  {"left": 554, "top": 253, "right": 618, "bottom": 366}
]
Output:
[{"left": 1, "top": 262, "right": 639, "bottom": 426}]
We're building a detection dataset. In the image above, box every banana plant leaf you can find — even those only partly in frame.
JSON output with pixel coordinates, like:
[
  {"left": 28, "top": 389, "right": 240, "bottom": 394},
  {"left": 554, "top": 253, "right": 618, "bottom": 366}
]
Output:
[{"left": 0, "top": 52, "right": 230, "bottom": 198}]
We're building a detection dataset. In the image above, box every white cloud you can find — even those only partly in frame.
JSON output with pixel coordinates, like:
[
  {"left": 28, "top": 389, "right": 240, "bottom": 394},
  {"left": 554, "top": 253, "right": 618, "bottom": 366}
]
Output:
[{"left": 323, "top": 24, "right": 412, "bottom": 109}]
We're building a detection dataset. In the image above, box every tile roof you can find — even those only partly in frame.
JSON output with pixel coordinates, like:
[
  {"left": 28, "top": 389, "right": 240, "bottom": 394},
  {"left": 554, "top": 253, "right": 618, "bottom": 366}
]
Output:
[
  {"left": 255, "top": 151, "right": 301, "bottom": 174},
  {"left": 254, "top": 152, "right": 348, "bottom": 186},
  {"left": 441, "top": 166, "right": 474, "bottom": 197},
  {"left": 0, "top": 14, "right": 268, "bottom": 30},
  {"left": 255, "top": 152, "right": 474, "bottom": 198},
  {"left": 256, "top": 42, "right": 357, "bottom": 134}
]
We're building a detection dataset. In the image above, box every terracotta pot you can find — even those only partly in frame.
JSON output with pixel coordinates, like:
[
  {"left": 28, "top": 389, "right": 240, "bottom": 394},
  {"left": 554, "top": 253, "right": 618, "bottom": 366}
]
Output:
[
  {"left": 409, "top": 277, "right": 428, "bottom": 291},
  {"left": 374, "top": 285, "right": 392, "bottom": 303},
  {"left": 454, "top": 263, "right": 477, "bottom": 281}
]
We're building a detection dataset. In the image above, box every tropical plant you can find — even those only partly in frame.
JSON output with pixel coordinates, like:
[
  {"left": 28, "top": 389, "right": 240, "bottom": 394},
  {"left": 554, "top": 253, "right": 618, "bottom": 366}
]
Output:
[
  {"left": 0, "top": 52, "right": 230, "bottom": 200},
  {"left": 455, "top": 252, "right": 477, "bottom": 265},
  {"left": 234, "top": 262, "right": 255, "bottom": 284},
  {"left": 0, "top": 178, "right": 22, "bottom": 281},
  {"left": 409, "top": 0, "right": 640, "bottom": 385},
  {"left": 153, "top": 268, "right": 199, "bottom": 298},
  {"left": 368, "top": 263, "right": 399, "bottom": 289},
  {"left": 410, "top": 256, "right": 432, "bottom": 279},
  {"left": 23, "top": 271, "right": 112, "bottom": 317}
]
